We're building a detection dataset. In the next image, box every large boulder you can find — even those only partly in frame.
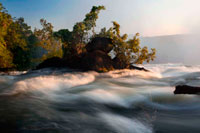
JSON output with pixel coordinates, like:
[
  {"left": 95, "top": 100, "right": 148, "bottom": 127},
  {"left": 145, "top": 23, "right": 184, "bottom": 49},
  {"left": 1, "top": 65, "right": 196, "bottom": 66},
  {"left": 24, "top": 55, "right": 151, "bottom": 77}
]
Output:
[
  {"left": 112, "top": 56, "right": 130, "bottom": 69},
  {"left": 36, "top": 57, "right": 64, "bottom": 69},
  {"left": 70, "top": 43, "right": 86, "bottom": 56},
  {"left": 81, "top": 50, "right": 114, "bottom": 72},
  {"left": 86, "top": 37, "right": 113, "bottom": 53}
]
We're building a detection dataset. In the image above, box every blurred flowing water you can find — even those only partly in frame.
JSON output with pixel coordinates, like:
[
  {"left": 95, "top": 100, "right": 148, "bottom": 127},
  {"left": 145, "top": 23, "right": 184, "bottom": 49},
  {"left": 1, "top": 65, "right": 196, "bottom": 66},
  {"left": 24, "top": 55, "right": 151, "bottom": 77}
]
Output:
[{"left": 0, "top": 64, "right": 200, "bottom": 133}]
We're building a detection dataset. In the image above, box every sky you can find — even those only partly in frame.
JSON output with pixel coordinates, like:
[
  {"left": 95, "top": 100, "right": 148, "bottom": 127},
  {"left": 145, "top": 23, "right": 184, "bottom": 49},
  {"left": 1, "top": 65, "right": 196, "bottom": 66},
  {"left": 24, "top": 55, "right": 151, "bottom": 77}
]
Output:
[{"left": 1, "top": 0, "right": 200, "bottom": 37}]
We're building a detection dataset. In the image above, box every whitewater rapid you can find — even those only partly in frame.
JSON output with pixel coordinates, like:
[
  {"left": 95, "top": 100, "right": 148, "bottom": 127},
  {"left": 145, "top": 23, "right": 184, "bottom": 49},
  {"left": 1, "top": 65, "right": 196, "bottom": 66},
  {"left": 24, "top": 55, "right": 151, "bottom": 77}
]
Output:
[{"left": 0, "top": 64, "right": 200, "bottom": 132}]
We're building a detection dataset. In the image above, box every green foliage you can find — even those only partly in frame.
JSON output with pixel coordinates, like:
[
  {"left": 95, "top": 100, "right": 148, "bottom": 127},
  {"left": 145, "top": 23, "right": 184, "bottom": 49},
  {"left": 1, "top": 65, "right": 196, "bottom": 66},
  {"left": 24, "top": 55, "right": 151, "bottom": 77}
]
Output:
[
  {"left": 0, "top": 3, "right": 38, "bottom": 70},
  {"left": 0, "top": 3, "right": 13, "bottom": 68},
  {"left": 97, "top": 21, "right": 156, "bottom": 65},
  {"left": 83, "top": 6, "right": 105, "bottom": 34},
  {"left": 54, "top": 6, "right": 105, "bottom": 59},
  {"left": 127, "top": 33, "right": 156, "bottom": 64},
  {"left": 9, "top": 18, "right": 34, "bottom": 70},
  {"left": 54, "top": 29, "right": 72, "bottom": 44},
  {"left": 54, "top": 29, "right": 72, "bottom": 57},
  {"left": 71, "top": 5, "right": 105, "bottom": 44},
  {"left": 34, "top": 19, "right": 63, "bottom": 62}
]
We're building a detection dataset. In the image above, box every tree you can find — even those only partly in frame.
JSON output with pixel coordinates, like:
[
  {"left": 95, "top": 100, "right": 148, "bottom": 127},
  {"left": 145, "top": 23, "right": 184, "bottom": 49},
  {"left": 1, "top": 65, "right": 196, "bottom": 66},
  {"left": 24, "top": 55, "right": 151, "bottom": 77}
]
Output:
[
  {"left": 83, "top": 5, "right": 105, "bottom": 35},
  {"left": 5, "top": 18, "right": 32, "bottom": 70},
  {"left": 54, "top": 6, "right": 105, "bottom": 59},
  {"left": 0, "top": 3, "right": 13, "bottom": 68},
  {"left": 96, "top": 21, "right": 156, "bottom": 67},
  {"left": 72, "top": 5, "right": 105, "bottom": 43},
  {"left": 34, "top": 19, "right": 63, "bottom": 62},
  {"left": 54, "top": 29, "right": 72, "bottom": 57},
  {"left": 56, "top": 5, "right": 156, "bottom": 67},
  {"left": 0, "top": 3, "right": 40, "bottom": 70}
]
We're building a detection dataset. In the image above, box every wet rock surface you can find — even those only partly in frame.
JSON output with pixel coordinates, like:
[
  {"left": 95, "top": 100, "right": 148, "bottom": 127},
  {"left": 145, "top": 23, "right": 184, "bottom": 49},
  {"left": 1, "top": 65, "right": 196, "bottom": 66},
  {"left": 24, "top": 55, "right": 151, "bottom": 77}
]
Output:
[{"left": 174, "top": 85, "right": 200, "bottom": 95}]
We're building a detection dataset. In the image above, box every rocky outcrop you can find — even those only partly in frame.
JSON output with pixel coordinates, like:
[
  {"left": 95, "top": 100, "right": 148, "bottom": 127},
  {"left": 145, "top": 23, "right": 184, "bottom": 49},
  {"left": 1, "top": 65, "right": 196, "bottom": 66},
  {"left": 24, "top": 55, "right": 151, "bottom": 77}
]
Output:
[
  {"left": 112, "top": 56, "right": 130, "bottom": 69},
  {"left": 81, "top": 50, "right": 114, "bottom": 72},
  {"left": 82, "top": 37, "right": 114, "bottom": 72},
  {"left": 86, "top": 37, "right": 113, "bottom": 53},
  {"left": 174, "top": 85, "right": 200, "bottom": 95},
  {"left": 36, "top": 57, "right": 64, "bottom": 69},
  {"left": 36, "top": 37, "right": 149, "bottom": 72}
]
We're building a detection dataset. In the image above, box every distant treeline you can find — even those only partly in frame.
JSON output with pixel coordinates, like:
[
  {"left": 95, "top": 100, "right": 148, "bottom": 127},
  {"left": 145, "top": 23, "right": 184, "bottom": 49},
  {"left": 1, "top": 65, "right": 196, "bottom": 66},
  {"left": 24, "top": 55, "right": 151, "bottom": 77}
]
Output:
[{"left": 0, "top": 3, "right": 156, "bottom": 71}]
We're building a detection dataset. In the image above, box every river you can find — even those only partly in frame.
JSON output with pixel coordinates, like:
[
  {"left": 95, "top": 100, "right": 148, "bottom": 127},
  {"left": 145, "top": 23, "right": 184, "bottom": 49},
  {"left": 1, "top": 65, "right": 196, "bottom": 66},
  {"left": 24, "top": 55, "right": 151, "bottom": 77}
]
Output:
[{"left": 0, "top": 64, "right": 200, "bottom": 133}]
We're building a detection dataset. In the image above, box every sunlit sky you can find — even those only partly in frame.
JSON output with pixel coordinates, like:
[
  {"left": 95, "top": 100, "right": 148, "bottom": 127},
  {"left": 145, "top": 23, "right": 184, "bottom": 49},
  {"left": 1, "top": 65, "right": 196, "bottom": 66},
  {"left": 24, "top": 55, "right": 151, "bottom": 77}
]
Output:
[{"left": 1, "top": 0, "right": 200, "bottom": 36}]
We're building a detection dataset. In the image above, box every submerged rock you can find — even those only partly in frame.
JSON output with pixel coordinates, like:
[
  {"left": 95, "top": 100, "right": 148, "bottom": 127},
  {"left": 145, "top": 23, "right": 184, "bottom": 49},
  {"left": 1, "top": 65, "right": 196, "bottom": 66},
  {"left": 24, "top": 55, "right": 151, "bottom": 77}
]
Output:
[{"left": 174, "top": 85, "right": 200, "bottom": 95}]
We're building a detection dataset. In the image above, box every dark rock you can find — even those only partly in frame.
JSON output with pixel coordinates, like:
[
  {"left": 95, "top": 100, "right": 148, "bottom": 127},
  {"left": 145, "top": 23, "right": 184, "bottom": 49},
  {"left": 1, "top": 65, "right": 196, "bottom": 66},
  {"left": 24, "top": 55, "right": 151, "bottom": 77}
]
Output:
[
  {"left": 0, "top": 68, "right": 15, "bottom": 73},
  {"left": 36, "top": 57, "right": 64, "bottom": 69},
  {"left": 174, "top": 85, "right": 200, "bottom": 95},
  {"left": 130, "top": 65, "right": 149, "bottom": 72},
  {"left": 62, "top": 54, "right": 82, "bottom": 69},
  {"left": 70, "top": 43, "right": 86, "bottom": 56},
  {"left": 112, "top": 56, "right": 130, "bottom": 69},
  {"left": 81, "top": 50, "right": 114, "bottom": 72},
  {"left": 86, "top": 37, "right": 113, "bottom": 53},
  {"left": 112, "top": 56, "right": 149, "bottom": 71}
]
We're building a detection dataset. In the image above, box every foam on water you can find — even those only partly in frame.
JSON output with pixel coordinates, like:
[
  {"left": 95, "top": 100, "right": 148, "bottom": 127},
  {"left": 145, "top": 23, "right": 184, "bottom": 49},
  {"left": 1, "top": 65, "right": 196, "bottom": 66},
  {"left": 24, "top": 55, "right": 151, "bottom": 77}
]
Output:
[
  {"left": 9, "top": 72, "right": 97, "bottom": 95},
  {"left": 144, "top": 63, "right": 200, "bottom": 77},
  {"left": 82, "top": 89, "right": 147, "bottom": 107},
  {"left": 99, "top": 113, "right": 152, "bottom": 133},
  {"left": 99, "top": 69, "right": 162, "bottom": 79},
  {"left": 1, "top": 64, "right": 200, "bottom": 132}
]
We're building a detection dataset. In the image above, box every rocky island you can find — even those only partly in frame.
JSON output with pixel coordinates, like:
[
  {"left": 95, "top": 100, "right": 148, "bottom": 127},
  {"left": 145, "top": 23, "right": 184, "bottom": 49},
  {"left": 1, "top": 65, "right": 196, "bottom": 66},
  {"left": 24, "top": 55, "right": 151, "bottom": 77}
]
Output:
[
  {"left": 0, "top": 4, "right": 155, "bottom": 72},
  {"left": 36, "top": 37, "right": 148, "bottom": 72}
]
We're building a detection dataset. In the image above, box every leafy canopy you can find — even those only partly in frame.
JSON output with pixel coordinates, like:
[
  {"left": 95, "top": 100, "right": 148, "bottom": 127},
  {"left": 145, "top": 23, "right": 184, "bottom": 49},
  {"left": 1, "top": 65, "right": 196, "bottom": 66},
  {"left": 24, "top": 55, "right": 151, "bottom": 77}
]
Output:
[
  {"left": 0, "top": 3, "right": 36, "bottom": 69},
  {"left": 54, "top": 6, "right": 106, "bottom": 58},
  {"left": 95, "top": 21, "right": 156, "bottom": 66},
  {"left": 34, "top": 19, "right": 63, "bottom": 62}
]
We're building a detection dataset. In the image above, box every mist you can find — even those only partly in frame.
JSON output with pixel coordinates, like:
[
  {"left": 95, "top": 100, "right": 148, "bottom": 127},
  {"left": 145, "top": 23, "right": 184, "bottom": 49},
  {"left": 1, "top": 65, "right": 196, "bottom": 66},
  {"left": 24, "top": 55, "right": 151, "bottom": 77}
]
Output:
[{"left": 140, "top": 34, "right": 200, "bottom": 65}]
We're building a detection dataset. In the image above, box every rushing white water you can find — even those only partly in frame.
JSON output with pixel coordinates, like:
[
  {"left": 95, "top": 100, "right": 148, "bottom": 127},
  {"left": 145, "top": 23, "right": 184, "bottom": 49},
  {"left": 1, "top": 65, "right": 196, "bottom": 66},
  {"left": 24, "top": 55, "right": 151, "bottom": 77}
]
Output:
[{"left": 0, "top": 64, "right": 200, "bottom": 132}]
